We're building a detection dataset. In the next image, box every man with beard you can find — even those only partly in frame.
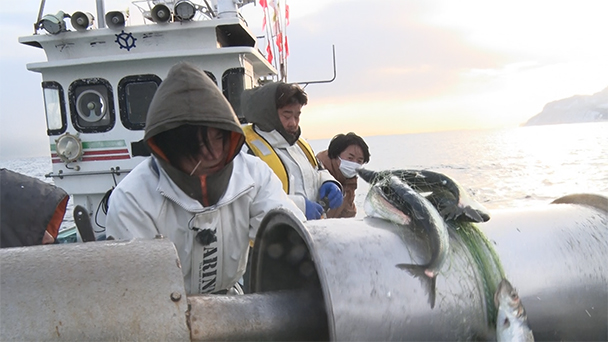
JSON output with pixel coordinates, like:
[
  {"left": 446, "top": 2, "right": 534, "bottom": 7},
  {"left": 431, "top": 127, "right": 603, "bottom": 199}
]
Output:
[{"left": 241, "top": 82, "right": 343, "bottom": 220}]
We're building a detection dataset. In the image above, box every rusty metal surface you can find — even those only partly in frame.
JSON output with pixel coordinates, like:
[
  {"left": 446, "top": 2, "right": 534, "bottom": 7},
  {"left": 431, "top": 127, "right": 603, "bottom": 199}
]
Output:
[{"left": 0, "top": 238, "right": 190, "bottom": 341}]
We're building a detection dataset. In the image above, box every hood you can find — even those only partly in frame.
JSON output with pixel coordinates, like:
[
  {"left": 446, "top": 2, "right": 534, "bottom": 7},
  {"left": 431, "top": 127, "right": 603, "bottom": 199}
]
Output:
[
  {"left": 1, "top": 168, "right": 68, "bottom": 247},
  {"left": 144, "top": 62, "right": 245, "bottom": 206},
  {"left": 241, "top": 82, "right": 301, "bottom": 144},
  {"left": 145, "top": 62, "right": 244, "bottom": 148}
]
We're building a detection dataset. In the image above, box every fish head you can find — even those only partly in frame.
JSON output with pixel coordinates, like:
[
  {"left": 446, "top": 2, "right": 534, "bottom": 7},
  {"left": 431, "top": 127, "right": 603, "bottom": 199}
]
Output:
[
  {"left": 495, "top": 279, "right": 525, "bottom": 316},
  {"left": 494, "top": 279, "right": 534, "bottom": 341},
  {"left": 364, "top": 178, "right": 412, "bottom": 226}
]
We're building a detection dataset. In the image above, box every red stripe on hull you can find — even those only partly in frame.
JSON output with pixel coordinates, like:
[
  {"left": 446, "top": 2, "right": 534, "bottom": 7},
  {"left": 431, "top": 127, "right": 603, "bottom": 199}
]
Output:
[
  {"left": 51, "top": 149, "right": 131, "bottom": 163},
  {"left": 51, "top": 149, "right": 130, "bottom": 158},
  {"left": 51, "top": 154, "right": 130, "bottom": 162},
  {"left": 81, "top": 155, "right": 131, "bottom": 161}
]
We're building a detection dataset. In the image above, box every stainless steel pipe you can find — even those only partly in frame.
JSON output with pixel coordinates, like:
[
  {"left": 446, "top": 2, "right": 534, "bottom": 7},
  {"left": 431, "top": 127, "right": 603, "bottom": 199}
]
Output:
[
  {"left": 0, "top": 236, "right": 323, "bottom": 341},
  {"left": 250, "top": 195, "right": 608, "bottom": 341},
  {"left": 188, "top": 289, "right": 326, "bottom": 341},
  {"left": 1, "top": 238, "right": 191, "bottom": 341},
  {"left": 2, "top": 194, "right": 606, "bottom": 341}
]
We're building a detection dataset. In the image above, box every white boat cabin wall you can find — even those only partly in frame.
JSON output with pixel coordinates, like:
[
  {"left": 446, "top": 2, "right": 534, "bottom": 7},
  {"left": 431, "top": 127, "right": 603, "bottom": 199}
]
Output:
[{"left": 19, "top": 0, "right": 279, "bottom": 239}]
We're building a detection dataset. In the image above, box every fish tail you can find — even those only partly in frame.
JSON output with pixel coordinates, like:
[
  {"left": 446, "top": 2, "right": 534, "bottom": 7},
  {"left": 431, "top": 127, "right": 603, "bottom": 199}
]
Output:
[{"left": 396, "top": 263, "right": 437, "bottom": 309}]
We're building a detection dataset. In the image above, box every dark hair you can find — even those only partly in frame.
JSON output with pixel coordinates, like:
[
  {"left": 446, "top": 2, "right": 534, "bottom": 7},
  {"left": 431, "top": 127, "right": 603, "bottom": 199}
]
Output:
[
  {"left": 276, "top": 83, "right": 308, "bottom": 109},
  {"left": 327, "top": 132, "right": 370, "bottom": 163},
  {"left": 154, "top": 125, "right": 230, "bottom": 166}
]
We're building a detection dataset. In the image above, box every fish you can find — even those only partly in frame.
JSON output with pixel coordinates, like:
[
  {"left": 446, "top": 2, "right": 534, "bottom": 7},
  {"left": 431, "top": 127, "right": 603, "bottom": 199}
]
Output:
[
  {"left": 362, "top": 170, "right": 449, "bottom": 308},
  {"left": 359, "top": 168, "right": 490, "bottom": 223},
  {"left": 494, "top": 279, "right": 535, "bottom": 342}
]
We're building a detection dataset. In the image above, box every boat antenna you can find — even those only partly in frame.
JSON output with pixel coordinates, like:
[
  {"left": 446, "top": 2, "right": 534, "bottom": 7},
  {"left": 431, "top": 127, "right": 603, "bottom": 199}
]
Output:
[
  {"left": 203, "top": 0, "right": 216, "bottom": 17},
  {"left": 294, "top": 45, "right": 337, "bottom": 88},
  {"left": 35, "top": 0, "right": 46, "bottom": 34}
]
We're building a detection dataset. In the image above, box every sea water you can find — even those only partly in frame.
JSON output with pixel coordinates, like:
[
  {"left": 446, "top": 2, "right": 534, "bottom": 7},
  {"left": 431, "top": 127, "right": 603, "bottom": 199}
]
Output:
[{"left": 1, "top": 122, "right": 607, "bottom": 228}]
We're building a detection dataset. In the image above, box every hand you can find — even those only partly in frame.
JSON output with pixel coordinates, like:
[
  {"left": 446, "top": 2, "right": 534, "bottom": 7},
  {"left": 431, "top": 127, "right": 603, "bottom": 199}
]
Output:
[
  {"left": 305, "top": 199, "right": 324, "bottom": 220},
  {"left": 319, "top": 182, "right": 343, "bottom": 210}
]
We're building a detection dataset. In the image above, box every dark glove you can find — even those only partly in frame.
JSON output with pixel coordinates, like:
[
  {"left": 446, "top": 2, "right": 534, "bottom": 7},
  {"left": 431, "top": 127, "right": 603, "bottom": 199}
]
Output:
[
  {"left": 305, "top": 198, "right": 324, "bottom": 220},
  {"left": 319, "top": 182, "right": 343, "bottom": 210}
]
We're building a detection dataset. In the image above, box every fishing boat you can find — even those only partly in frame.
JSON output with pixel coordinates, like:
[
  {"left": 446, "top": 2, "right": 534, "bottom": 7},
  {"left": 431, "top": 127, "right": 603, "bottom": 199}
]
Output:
[
  {"left": 4, "top": 1, "right": 606, "bottom": 340},
  {"left": 19, "top": 0, "right": 287, "bottom": 240}
]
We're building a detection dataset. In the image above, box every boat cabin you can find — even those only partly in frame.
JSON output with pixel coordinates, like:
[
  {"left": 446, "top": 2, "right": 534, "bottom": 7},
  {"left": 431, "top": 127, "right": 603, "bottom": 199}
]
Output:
[{"left": 19, "top": 0, "right": 277, "bottom": 238}]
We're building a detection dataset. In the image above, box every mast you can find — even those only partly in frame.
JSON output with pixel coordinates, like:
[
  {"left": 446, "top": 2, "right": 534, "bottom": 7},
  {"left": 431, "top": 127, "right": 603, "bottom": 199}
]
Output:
[{"left": 96, "top": 0, "right": 106, "bottom": 28}]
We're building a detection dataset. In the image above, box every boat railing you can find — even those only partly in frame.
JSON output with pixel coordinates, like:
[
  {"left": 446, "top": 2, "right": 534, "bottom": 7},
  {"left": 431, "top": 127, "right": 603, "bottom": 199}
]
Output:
[{"left": 45, "top": 167, "right": 131, "bottom": 179}]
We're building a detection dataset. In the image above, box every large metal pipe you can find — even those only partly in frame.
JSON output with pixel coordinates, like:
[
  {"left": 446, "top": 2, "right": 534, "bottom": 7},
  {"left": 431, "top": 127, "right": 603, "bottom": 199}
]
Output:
[
  {"left": 2, "top": 195, "right": 606, "bottom": 341},
  {"left": 188, "top": 289, "right": 326, "bottom": 341},
  {"left": 249, "top": 195, "right": 608, "bottom": 341},
  {"left": 0, "top": 236, "right": 324, "bottom": 341},
  {"left": 479, "top": 199, "right": 607, "bottom": 341},
  {"left": 1, "top": 238, "right": 191, "bottom": 341}
]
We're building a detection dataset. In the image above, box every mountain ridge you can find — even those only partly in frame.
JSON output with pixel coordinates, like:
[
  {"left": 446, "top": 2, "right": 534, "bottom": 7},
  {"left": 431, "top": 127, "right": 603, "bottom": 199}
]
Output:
[{"left": 524, "top": 87, "right": 608, "bottom": 126}]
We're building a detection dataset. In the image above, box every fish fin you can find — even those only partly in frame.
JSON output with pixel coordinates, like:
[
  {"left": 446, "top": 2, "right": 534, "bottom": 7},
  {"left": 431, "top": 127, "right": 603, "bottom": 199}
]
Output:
[
  {"left": 462, "top": 206, "right": 485, "bottom": 222},
  {"left": 460, "top": 206, "right": 491, "bottom": 222},
  {"left": 396, "top": 263, "right": 437, "bottom": 309},
  {"left": 357, "top": 168, "right": 378, "bottom": 184}
]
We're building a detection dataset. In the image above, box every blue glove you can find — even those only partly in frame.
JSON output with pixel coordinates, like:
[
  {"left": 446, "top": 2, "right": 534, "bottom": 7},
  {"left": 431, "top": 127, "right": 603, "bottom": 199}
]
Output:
[
  {"left": 319, "top": 182, "right": 343, "bottom": 210},
  {"left": 305, "top": 198, "right": 324, "bottom": 220}
]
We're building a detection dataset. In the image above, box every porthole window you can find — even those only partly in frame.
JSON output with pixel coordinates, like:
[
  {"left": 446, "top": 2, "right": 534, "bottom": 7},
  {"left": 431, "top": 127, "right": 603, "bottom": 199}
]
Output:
[
  {"left": 42, "top": 81, "right": 67, "bottom": 135},
  {"left": 118, "top": 75, "right": 162, "bottom": 130},
  {"left": 69, "top": 78, "right": 115, "bottom": 133}
]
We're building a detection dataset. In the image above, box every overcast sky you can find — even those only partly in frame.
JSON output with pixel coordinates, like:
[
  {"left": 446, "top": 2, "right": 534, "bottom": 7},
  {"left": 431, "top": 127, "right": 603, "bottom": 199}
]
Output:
[{"left": 1, "top": 0, "right": 607, "bottom": 159}]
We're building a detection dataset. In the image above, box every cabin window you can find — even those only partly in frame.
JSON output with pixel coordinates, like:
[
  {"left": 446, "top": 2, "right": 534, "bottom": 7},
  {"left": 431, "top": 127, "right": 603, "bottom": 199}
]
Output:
[
  {"left": 42, "top": 81, "right": 67, "bottom": 135},
  {"left": 204, "top": 71, "right": 217, "bottom": 85},
  {"left": 118, "top": 75, "right": 162, "bottom": 130},
  {"left": 68, "top": 79, "right": 115, "bottom": 133},
  {"left": 216, "top": 24, "right": 256, "bottom": 47},
  {"left": 222, "top": 68, "right": 247, "bottom": 123}
]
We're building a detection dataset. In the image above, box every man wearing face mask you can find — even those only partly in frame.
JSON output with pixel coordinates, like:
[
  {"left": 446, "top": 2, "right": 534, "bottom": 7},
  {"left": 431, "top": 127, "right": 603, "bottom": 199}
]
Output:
[
  {"left": 241, "top": 82, "right": 343, "bottom": 220},
  {"left": 316, "top": 133, "right": 371, "bottom": 218},
  {"left": 106, "top": 63, "right": 305, "bottom": 295}
]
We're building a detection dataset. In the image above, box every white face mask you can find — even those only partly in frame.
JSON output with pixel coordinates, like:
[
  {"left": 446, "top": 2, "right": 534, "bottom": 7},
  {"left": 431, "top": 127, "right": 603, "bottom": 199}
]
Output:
[{"left": 338, "top": 158, "right": 362, "bottom": 178}]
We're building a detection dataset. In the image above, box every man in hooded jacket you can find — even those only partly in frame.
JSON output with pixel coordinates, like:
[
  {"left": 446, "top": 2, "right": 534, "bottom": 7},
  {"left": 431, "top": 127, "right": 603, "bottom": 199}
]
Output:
[
  {"left": 106, "top": 62, "right": 305, "bottom": 295},
  {"left": 240, "top": 82, "right": 343, "bottom": 220},
  {"left": 1, "top": 168, "right": 68, "bottom": 247}
]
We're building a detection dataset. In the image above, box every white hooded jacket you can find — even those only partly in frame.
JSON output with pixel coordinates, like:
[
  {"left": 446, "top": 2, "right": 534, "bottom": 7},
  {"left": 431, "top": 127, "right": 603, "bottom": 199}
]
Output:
[
  {"left": 106, "top": 153, "right": 302, "bottom": 294},
  {"left": 106, "top": 62, "right": 304, "bottom": 294},
  {"left": 246, "top": 126, "right": 337, "bottom": 212}
]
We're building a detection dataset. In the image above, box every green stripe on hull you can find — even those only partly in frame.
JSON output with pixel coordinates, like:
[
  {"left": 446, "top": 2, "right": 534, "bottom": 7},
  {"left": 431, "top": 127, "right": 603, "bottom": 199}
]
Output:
[{"left": 50, "top": 140, "right": 126, "bottom": 151}]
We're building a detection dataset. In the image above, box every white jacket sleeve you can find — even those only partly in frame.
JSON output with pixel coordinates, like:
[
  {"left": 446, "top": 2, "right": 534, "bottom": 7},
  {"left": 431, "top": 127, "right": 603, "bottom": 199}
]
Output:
[
  {"left": 106, "top": 185, "right": 159, "bottom": 240},
  {"left": 248, "top": 157, "right": 306, "bottom": 240}
]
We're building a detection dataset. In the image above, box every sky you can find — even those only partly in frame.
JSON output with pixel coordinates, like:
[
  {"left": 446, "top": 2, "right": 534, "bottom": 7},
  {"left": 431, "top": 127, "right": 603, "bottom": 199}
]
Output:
[{"left": 1, "top": 0, "right": 607, "bottom": 159}]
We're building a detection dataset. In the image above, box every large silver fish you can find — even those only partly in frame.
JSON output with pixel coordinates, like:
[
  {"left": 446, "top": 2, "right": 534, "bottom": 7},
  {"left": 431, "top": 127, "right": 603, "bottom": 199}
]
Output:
[
  {"left": 359, "top": 168, "right": 490, "bottom": 223},
  {"left": 363, "top": 172, "right": 449, "bottom": 309},
  {"left": 494, "top": 279, "right": 535, "bottom": 342}
]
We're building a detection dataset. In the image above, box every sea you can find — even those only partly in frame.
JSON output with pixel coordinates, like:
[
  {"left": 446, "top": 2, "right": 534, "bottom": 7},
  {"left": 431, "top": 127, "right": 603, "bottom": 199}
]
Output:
[{"left": 1, "top": 121, "right": 607, "bottom": 230}]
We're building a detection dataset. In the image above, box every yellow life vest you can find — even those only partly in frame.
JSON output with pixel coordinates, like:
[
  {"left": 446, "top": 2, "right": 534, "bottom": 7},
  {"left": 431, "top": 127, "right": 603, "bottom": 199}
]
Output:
[{"left": 242, "top": 124, "right": 318, "bottom": 193}]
